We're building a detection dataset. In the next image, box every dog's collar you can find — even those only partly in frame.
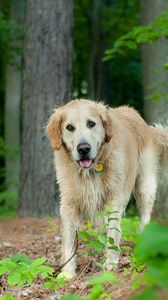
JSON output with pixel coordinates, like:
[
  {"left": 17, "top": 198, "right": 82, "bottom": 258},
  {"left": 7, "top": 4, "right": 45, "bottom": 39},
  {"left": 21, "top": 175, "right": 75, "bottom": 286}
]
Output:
[{"left": 95, "top": 162, "right": 104, "bottom": 173}]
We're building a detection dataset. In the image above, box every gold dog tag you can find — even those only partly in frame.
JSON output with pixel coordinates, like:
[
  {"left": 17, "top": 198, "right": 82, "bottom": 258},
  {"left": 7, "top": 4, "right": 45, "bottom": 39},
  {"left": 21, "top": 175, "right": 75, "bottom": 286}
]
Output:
[{"left": 95, "top": 162, "right": 104, "bottom": 173}]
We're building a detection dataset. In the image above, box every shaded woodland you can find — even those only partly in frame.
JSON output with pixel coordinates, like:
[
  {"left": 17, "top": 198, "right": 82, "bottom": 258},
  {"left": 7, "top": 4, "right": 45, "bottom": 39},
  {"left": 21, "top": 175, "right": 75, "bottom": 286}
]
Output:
[
  {"left": 0, "top": 0, "right": 168, "bottom": 217},
  {"left": 0, "top": 1, "right": 168, "bottom": 300}
]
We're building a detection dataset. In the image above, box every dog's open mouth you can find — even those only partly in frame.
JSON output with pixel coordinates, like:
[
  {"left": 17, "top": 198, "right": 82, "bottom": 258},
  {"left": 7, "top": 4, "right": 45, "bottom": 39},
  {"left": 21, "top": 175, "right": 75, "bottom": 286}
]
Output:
[{"left": 78, "top": 159, "right": 93, "bottom": 169}]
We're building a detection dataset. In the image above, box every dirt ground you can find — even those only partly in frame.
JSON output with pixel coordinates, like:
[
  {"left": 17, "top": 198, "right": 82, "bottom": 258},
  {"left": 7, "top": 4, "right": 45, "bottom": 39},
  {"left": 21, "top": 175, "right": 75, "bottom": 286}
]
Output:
[{"left": 0, "top": 217, "right": 136, "bottom": 300}]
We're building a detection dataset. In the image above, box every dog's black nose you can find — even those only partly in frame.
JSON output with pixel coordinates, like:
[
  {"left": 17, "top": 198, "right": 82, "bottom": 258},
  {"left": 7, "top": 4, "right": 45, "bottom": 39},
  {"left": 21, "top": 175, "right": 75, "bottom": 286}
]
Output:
[{"left": 77, "top": 143, "right": 91, "bottom": 155}]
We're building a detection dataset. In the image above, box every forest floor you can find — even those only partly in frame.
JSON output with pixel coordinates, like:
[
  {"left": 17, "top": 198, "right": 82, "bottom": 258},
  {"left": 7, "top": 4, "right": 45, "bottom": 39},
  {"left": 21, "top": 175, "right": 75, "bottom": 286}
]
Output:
[{"left": 0, "top": 217, "right": 137, "bottom": 300}]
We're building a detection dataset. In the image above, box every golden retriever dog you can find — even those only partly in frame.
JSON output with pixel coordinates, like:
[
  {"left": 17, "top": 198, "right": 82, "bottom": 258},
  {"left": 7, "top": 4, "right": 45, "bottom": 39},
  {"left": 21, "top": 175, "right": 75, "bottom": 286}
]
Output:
[{"left": 46, "top": 99, "right": 165, "bottom": 276}]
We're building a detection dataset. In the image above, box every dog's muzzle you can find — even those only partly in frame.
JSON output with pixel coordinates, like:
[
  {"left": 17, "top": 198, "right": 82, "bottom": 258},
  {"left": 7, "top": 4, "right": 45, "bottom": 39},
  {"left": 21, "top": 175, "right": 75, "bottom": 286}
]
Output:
[{"left": 77, "top": 142, "right": 93, "bottom": 168}]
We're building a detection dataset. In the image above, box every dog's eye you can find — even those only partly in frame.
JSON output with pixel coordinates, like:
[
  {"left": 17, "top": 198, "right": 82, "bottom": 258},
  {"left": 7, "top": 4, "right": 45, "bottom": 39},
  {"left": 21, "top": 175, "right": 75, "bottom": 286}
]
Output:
[
  {"left": 87, "top": 120, "right": 96, "bottom": 128},
  {"left": 66, "top": 124, "right": 75, "bottom": 132}
]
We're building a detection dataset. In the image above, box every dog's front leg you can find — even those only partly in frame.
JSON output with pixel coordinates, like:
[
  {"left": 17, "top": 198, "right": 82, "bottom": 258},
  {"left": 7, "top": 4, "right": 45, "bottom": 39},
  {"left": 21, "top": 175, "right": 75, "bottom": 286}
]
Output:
[
  {"left": 104, "top": 201, "right": 122, "bottom": 271},
  {"left": 60, "top": 203, "right": 80, "bottom": 276}
]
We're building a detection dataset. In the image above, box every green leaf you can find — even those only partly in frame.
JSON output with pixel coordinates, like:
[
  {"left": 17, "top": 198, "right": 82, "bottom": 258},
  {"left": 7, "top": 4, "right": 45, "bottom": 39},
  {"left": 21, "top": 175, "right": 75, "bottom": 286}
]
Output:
[
  {"left": 41, "top": 272, "right": 52, "bottom": 279},
  {"left": 144, "top": 259, "right": 168, "bottom": 289},
  {"left": 44, "top": 281, "right": 53, "bottom": 289},
  {"left": 113, "top": 39, "right": 125, "bottom": 49},
  {"left": 102, "top": 54, "right": 113, "bottom": 62},
  {"left": 0, "top": 291, "right": 16, "bottom": 300},
  {"left": 126, "top": 41, "right": 138, "bottom": 49},
  {"left": 89, "top": 271, "right": 117, "bottom": 286},
  {"left": 35, "top": 265, "right": 54, "bottom": 274},
  {"left": 97, "top": 235, "right": 107, "bottom": 245},
  {"left": 164, "top": 62, "right": 168, "bottom": 69},
  {"left": 131, "top": 286, "right": 160, "bottom": 300},
  {"left": 87, "top": 220, "right": 92, "bottom": 229},
  {"left": 135, "top": 222, "right": 168, "bottom": 262},
  {"left": 0, "top": 259, "right": 17, "bottom": 270},
  {"left": 18, "top": 277, "right": 27, "bottom": 288},
  {"left": 30, "top": 257, "right": 46, "bottom": 267},
  {"left": 0, "top": 265, "right": 8, "bottom": 275},
  {"left": 61, "top": 295, "right": 81, "bottom": 300},
  {"left": 89, "top": 241, "right": 103, "bottom": 253},
  {"left": 107, "top": 237, "right": 115, "bottom": 245},
  {"left": 11, "top": 254, "right": 32, "bottom": 265},
  {"left": 132, "top": 282, "right": 140, "bottom": 291},
  {"left": 88, "top": 229, "right": 97, "bottom": 237},
  {"left": 107, "top": 245, "right": 120, "bottom": 252},
  {"left": 7, "top": 271, "right": 21, "bottom": 286},
  {"left": 86, "top": 284, "right": 103, "bottom": 300},
  {"left": 25, "top": 273, "right": 34, "bottom": 285},
  {"left": 78, "top": 231, "right": 90, "bottom": 240}
]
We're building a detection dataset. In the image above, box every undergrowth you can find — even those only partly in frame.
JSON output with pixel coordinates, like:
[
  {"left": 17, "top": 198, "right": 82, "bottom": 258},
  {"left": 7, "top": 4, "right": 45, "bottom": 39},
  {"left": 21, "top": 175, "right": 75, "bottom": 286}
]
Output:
[{"left": 0, "top": 216, "right": 167, "bottom": 300}]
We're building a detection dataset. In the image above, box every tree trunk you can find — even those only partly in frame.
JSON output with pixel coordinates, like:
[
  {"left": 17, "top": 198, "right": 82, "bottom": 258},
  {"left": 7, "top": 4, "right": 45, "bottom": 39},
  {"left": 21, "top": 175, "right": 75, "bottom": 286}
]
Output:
[
  {"left": 18, "top": 0, "right": 73, "bottom": 216},
  {"left": 88, "top": 0, "right": 108, "bottom": 101},
  {"left": 140, "top": 0, "right": 168, "bottom": 219},
  {"left": 141, "top": 0, "right": 168, "bottom": 123},
  {"left": 5, "top": 0, "right": 25, "bottom": 192}
]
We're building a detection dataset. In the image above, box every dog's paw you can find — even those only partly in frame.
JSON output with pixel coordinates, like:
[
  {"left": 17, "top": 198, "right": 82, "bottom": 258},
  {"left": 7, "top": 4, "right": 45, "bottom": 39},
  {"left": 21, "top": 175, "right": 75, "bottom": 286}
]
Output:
[
  {"left": 57, "top": 271, "right": 74, "bottom": 280},
  {"left": 104, "top": 250, "right": 119, "bottom": 271},
  {"left": 62, "top": 264, "right": 76, "bottom": 277},
  {"left": 103, "top": 260, "right": 118, "bottom": 271}
]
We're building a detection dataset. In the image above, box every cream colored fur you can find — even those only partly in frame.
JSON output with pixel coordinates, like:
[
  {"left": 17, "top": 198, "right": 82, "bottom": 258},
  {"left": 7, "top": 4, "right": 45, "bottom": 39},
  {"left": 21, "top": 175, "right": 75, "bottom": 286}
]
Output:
[{"left": 46, "top": 99, "right": 165, "bottom": 276}]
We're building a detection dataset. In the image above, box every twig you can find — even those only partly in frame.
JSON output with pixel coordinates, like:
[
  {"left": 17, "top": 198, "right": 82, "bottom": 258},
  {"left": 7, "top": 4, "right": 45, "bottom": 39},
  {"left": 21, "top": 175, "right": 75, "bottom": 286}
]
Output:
[
  {"left": 77, "top": 258, "right": 93, "bottom": 277},
  {"left": 52, "top": 231, "right": 79, "bottom": 276},
  {"left": 120, "top": 240, "right": 134, "bottom": 247}
]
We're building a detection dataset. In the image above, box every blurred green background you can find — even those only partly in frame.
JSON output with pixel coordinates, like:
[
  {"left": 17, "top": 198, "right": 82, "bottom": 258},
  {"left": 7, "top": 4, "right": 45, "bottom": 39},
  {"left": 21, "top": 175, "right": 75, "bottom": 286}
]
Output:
[{"left": 0, "top": 0, "right": 168, "bottom": 217}]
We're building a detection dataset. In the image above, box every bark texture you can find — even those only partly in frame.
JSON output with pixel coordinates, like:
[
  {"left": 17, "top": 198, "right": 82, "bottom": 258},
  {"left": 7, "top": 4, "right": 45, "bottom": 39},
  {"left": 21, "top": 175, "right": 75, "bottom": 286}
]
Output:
[
  {"left": 88, "top": 0, "right": 108, "bottom": 101},
  {"left": 141, "top": 0, "right": 168, "bottom": 219},
  {"left": 19, "top": 0, "right": 73, "bottom": 216},
  {"left": 141, "top": 0, "right": 168, "bottom": 123}
]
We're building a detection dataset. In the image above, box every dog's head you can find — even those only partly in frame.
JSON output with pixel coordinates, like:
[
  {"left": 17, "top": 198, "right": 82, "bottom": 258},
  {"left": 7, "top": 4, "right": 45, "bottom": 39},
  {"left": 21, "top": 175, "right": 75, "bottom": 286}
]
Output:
[{"left": 46, "top": 99, "right": 112, "bottom": 169}]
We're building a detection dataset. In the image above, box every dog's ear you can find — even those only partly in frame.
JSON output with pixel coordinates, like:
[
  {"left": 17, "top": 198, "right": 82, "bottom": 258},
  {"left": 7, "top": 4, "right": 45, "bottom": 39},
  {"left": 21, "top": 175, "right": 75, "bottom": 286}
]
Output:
[
  {"left": 46, "top": 108, "right": 63, "bottom": 151},
  {"left": 96, "top": 103, "right": 113, "bottom": 143}
]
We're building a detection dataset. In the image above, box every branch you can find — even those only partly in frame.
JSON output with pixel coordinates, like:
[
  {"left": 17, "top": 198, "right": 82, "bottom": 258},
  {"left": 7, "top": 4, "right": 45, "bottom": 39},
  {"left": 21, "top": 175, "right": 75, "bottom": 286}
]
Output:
[{"left": 52, "top": 231, "right": 79, "bottom": 276}]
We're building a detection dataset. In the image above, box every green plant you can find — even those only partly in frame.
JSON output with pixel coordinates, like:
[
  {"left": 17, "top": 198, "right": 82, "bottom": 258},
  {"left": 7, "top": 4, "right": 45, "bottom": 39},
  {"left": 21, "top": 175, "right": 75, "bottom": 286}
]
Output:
[
  {"left": 131, "top": 221, "right": 168, "bottom": 299},
  {"left": 44, "top": 276, "right": 66, "bottom": 291},
  {"left": 61, "top": 271, "right": 118, "bottom": 300},
  {"left": 121, "top": 217, "right": 139, "bottom": 243},
  {"left": 0, "top": 292, "right": 16, "bottom": 300},
  {"left": 61, "top": 296, "right": 81, "bottom": 300},
  {"left": 0, "top": 254, "right": 54, "bottom": 287},
  {"left": 104, "top": 10, "right": 168, "bottom": 61},
  {"left": 79, "top": 211, "right": 120, "bottom": 268},
  {"left": 87, "top": 272, "right": 118, "bottom": 300}
]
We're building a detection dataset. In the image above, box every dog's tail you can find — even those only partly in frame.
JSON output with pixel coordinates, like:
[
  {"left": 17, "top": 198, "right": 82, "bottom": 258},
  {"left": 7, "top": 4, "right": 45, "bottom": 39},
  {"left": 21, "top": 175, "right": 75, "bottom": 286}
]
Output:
[
  {"left": 151, "top": 124, "right": 168, "bottom": 159},
  {"left": 151, "top": 124, "right": 168, "bottom": 169},
  {"left": 150, "top": 125, "right": 168, "bottom": 218}
]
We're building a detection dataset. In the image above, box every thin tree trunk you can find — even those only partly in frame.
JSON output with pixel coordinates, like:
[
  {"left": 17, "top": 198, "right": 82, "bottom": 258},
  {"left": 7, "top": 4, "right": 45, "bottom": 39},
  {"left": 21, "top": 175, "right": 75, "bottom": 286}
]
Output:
[
  {"left": 19, "top": 0, "right": 73, "bottom": 216},
  {"left": 5, "top": 0, "right": 25, "bottom": 192},
  {"left": 141, "top": 0, "right": 168, "bottom": 219},
  {"left": 141, "top": 0, "right": 168, "bottom": 123},
  {"left": 88, "top": 0, "right": 109, "bottom": 102},
  {"left": 88, "top": 0, "right": 101, "bottom": 99}
]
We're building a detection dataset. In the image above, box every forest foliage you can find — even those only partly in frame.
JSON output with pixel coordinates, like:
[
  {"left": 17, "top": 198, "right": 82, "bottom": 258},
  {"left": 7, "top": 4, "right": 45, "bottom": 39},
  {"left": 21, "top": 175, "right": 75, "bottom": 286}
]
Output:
[
  {"left": 0, "top": 220, "right": 167, "bottom": 299},
  {"left": 0, "top": 0, "right": 143, "bottom": 210},
  {"left": 104, "top": 9, "right": 168, "bottom": 60},
  {"left": 0, "top": 1, "right": 168, "bottom": 299}
]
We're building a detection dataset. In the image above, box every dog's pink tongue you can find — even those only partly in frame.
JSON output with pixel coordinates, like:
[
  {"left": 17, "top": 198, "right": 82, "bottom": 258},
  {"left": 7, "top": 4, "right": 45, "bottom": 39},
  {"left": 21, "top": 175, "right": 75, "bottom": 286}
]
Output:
[{"left": 79, "top": 160, "right": 92, "bottom": 168}]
